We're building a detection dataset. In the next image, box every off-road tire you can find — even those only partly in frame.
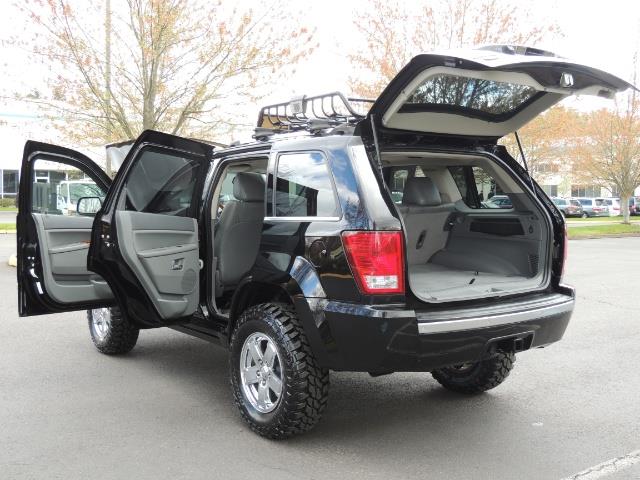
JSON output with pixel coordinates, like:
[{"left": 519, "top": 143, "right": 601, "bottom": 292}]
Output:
[
  {"left": 88, "top": 307, "right": 139, "bottom": 355},
  {"left": 229, "top": 303, "right": 329, "bottom": 439},
  {"left": 431, "top": 350, "right": 515, "bottom": 394}
]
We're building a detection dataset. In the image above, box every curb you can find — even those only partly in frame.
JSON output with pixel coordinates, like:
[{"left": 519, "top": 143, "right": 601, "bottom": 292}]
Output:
[{"left": 568, "top": 233, "right": 640, "bottom": 240}]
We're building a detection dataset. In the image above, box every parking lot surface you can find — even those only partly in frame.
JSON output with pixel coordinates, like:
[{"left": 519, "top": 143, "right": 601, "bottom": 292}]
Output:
[{"left": 0, "top": 234, "right": 638, "bottom": 480}]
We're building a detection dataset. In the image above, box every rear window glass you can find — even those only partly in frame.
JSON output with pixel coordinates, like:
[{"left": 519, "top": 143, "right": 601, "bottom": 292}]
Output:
[
  {"left": 570, "top": 200, "right": 581, "bottom": 206},
  {"left": 274, "top": 152, "right": 339, "bottom": 218},
  {"left": 595, "top": 199, "right": 606, "bottom": 206},
  {"left": 404, "top": 74, "right": 539, "bottom": 118}
]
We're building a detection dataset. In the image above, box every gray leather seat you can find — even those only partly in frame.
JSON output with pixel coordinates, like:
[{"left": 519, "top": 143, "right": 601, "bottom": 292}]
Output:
[
  {"left": 398, "top": 177, "right": 454, "bottom": 265},
  {"left": 215, "top": 172, "right": 265, "bottom": 287}
]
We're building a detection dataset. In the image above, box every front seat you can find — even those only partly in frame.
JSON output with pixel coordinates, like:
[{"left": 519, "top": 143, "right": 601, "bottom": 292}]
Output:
[{"left": 215, "top": 172, "right": 265, "bottom": 289}]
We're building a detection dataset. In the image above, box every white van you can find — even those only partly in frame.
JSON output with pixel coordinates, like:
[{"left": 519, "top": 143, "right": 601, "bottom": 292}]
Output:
[{"left": 56, "top": 180, "right": 103, "bottom": 214}]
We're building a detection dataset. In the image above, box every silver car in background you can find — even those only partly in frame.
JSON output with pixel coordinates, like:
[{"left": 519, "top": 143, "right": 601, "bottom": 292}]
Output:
[{"left": 576, "top": 198, "right": 610, "bottom": 217}]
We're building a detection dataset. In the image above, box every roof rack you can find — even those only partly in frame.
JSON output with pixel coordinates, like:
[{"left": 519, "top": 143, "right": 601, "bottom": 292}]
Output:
[{"left": 256, "top": 92, "right": 374, "bottom": 136}]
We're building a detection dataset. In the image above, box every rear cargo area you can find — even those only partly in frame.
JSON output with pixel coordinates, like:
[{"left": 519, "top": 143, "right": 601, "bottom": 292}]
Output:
[{"left": 384, "top": 152, "right": 551, "bottom": 303}]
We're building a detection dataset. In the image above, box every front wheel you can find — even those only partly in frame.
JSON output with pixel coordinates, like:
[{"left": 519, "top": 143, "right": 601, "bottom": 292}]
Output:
[
  {"left": 581, "top": 212, "right": 589, "bottom": 218},
  {"left": 431, "top": 350, "right": 515, "bottom": 394},
  {"left": 229, "top": 303, "right": 329, "bottom": 439},
  {"left": 88, "top": 306, "right": 139, "bottom": 355}
]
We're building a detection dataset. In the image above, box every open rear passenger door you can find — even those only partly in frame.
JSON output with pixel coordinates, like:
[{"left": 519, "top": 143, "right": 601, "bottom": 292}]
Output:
[
  {"left": 88, "top": 131, "right": 211, "bottom": 328},
  {"left": 17, "top": 142, "right": 114, "bottom": 316}
]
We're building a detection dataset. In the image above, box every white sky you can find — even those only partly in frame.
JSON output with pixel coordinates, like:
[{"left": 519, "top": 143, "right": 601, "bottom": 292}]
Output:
[{"left": 0, "top": 0, "right": 639, "bottom": 163}]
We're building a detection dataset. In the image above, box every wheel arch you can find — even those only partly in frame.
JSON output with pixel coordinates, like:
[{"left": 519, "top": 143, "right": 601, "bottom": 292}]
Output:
[
  {"left": 226, "top": 258, "right": 330, "bottom": 366},
  {"left": 228, "top": 281, "right": 296, "bottom": 336}
]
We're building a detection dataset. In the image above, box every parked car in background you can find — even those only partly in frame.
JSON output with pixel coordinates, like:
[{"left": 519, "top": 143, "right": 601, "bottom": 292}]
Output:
[
  {"left": 629, "top": 197, "right": 640, "bottom": 216},
  {"left": 599, "top": 197, "right": 621, "bottom": 216},
  {"left": 484, "top": 194, "right": 513, "bottom": 209},
  {"left": 551, "top": 198, "right": 583, "bottom": 218},
  {"left": 576, "top": 198, "right": 609, "bottom": 217}
]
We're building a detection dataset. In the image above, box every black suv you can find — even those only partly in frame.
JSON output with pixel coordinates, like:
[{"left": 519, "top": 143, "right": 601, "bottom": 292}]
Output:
[{"left": 17, "top": 46, "right": 633, "bottom": 439}]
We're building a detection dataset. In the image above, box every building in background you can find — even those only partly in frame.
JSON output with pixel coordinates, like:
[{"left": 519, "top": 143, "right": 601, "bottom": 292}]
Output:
[{"left": 0, "top": 99, "right": 105, "bottom": 201}]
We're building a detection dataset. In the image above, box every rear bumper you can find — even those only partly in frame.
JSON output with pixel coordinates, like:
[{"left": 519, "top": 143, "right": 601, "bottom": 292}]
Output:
[{"left": 297, "top": 289, "right": 575, "bottom": 372}]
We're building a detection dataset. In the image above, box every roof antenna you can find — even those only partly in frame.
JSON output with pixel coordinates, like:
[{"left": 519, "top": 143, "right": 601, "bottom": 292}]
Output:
[
  {"left": 514, "top": 131, "right": 537, "bottom": 197},
  {"left": 369, "top": 114, "right": 384, "bottom": 177}
]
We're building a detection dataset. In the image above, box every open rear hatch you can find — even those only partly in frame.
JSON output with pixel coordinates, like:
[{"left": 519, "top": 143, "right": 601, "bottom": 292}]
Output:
[
  {"left": 365, "top": 45, "right": 634, "bottom": 303},
  {"left": 367, "top": 45, "right": 635, "bottom": 140}
]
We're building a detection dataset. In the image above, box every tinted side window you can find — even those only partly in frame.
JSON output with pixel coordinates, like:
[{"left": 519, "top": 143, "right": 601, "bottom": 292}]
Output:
[
  {"left": 449, "top": 166, "right": 508, "bottom": 209},
  {"left": 274, "top": 152, "right": 338, "bottom": 217},
  {"left": 124, "top": 148, "right": 202, "bottom": 216}
]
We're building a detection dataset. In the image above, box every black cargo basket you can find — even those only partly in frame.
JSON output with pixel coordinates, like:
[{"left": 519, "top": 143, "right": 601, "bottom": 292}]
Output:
[{"left": 256, "top": 92, "right": 373, "bottom": 134}]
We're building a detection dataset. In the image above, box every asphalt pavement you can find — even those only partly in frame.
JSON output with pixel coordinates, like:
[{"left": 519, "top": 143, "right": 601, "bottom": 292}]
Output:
[
  {"left": 0, "top": 211, "right": 17, "bottom": 223},
  {"left": 0, "top": 234, "right": 639, "bottom": 480}
]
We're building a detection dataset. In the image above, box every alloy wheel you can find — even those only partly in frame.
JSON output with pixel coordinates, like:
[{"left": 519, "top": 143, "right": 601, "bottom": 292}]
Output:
[
  {"left": 239, "top": 332, "right": 284, "bottom": 413},
  {"left": 91, "top": 307, "right": 112, "bottom": 341}
]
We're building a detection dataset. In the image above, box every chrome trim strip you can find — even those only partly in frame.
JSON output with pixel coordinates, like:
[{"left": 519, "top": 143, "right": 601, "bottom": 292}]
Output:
[{"left": 417, "top": 298, "right": 574, "bottom": 334}]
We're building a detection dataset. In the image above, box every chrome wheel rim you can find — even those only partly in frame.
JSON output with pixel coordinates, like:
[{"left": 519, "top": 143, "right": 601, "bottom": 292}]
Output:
[
  {"left": 239, "top": 332, "right": 283, "bottom": 414},
  {"left": 91, "top": 308, "right": 112, "bottom": 340}
]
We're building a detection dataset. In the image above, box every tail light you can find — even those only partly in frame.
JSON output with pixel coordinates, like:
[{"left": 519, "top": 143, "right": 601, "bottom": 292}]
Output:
[{"left": 341, "top": 231, "right": 405, "bottom": 295}]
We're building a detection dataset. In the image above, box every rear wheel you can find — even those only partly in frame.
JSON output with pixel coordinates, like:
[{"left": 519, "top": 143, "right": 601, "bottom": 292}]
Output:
[
  {"left": 581, "top": 212, "right": 588, "bottom": 218},
  {"left": 431, "top": 350, "right": 515, "bottom": 394},
  {"left": 229, "top": 303, "right": 329, "bottom": 439},
  {"left": 88, "top": 307, "right": 139, "bottom": 355}
]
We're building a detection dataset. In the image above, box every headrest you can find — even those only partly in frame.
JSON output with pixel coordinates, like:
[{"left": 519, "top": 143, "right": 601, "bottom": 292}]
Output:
[
  {"left": 402, "top": 177, "right": 442, "bottom": 207},
  {"left": 233, "top": 172, "right": 265, "bottom": 202}
]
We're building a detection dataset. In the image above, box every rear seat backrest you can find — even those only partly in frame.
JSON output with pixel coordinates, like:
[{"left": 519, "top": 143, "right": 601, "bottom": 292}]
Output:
[{"left": 399, "top": 177, "right": 455, "bottom": 265}]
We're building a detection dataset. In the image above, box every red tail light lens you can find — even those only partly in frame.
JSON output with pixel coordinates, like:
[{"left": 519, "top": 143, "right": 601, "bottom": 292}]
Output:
[{"left": 341, "top": 231, "right": 405, "bottom": 295}]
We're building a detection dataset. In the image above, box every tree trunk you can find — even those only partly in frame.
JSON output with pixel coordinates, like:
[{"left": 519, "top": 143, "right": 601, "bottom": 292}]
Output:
[{"left": 621, "top": 194, "right": 631, "bottom": 224}]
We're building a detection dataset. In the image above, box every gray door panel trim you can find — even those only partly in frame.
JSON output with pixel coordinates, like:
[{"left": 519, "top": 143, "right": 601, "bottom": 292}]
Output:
[
  {"left": 32, "top": 213, "right": 114, "bottom": 304},
  {"left": 116, "top": 211, "right": 199, "bottom": 319}
]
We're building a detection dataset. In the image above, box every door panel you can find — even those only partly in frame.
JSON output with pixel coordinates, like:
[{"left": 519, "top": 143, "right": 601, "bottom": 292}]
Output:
[
  {"left": 117, "top": 211, "right": 199, "bottom": 319},
  {"left": 31, "top": 213, "right": 113, "bottom": 304},
  {"left": 87, "top": 130, "right": 211, "bottom": 328},
  {"left": 18, "top": 141, "right": 113, "bottom": 316}
]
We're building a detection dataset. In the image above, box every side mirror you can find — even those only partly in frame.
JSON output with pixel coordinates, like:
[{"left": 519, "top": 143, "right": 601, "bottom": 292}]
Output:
[{"left": 76, "top": 196, "right": 103, "bottom": 216}]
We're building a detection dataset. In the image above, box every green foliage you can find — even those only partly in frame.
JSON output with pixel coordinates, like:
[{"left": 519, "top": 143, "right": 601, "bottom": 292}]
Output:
[{"left": 568, "top": 223, "right": 640, "bottom": 239}]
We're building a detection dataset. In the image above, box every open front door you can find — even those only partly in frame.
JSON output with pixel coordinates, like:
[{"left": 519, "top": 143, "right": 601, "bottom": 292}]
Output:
[
  {"left": 88, "top": 131, "right": 211, "bottom": 329},
  {"left": 18, "top": 141, "right": 114, "bottom": 316}
]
